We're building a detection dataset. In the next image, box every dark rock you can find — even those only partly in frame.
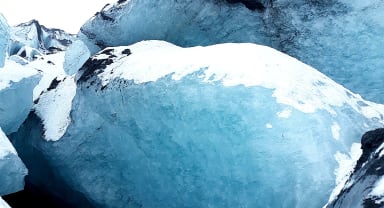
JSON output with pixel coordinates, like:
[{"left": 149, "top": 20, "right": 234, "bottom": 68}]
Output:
[
  {"left": 77, "top": 57, "right": 114, "bottom": 83},
  {"left": 47, "top": 78, "right": 61, "bottom": 91},
  {"left": 355, "top": 128, "right": 384, "bottom": 171},
  {"left": 226, "top": 0, "right": 267, "bottom": 11},
  {"left": 122, "top": 48, "right": 131, "bottom": 56}
]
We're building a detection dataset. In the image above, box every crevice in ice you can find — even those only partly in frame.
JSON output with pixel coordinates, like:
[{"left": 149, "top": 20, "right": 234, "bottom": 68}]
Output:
[{"left": 226, "top": 0, "right": 267, "bottom": 11}]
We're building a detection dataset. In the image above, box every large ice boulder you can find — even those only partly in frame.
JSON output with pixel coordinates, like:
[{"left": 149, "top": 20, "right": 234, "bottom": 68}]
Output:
[
  {"left": 10, "top": 41, "right": 384, "bottom": 207},
  {"left": 0, "top": 128, "right": 27, "bottom": 196},
  {"left": 79, "top": 0, "right": 384, "bottom": 103},
  {"left": 0, "top": 60, "right": 40, "bottom": 134},
  {"left": 0, "top": 14, "right": 9, "bottom": 68}
]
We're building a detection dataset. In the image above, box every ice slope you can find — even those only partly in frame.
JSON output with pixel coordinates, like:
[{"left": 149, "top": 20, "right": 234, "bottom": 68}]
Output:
[
  {"left": 63, "top": 40, "right": 90, "bottom": 75},
  {"left": 9, "top": 19, "right": 75, "bottom": 60},
  {"left": 0, "top": 59, "right": 40, "bottom": 134},
  {"left": 0, "top": 128, "right": 27, "bottom": 196},
  {"left": 79, "top": 0, "right": 384, "bottom": 103},
  {"left": 326, "top": 128, "right": 384, "bottom": 208},
  {"left": 11, "top": 41, "right": 384, "bottom": 207},
  {"left": 0, "top": 14, "right": 9, "bottom": 68}
]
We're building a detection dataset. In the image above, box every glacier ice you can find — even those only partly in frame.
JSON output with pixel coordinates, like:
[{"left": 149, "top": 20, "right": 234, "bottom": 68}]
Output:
[
  {"left": 10, "top": 41, "right": 384, "bottom": 207},
  {"left": 0, "top": 14, "right": 9, "bottom": 68},
  {"left": 0, "top": 128, "right": 27, "bottom": 196},
  {"left": 0, "top": 59, "right": 40, "bottom": 134},
  {"left": 78, "top": 0, "right": 269, "bottom": 54},
  {"left": 79, "top": 0, "right": 384, "bottom": 103},
  {"left": 9, "top": 20, "right": 75, "bottom": 58},
  {"left": 64, "top": 40, "right": 90, "bottom": 75}
]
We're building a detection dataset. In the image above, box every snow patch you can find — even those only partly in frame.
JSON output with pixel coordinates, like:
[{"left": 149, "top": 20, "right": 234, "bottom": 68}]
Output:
[
  {"left": 93, "top": 41, "right": 384, "bottom": 120},
  {"left": 265, "top": 123, "right": 273, "bottom": 128},
  {"left": 369, "top": 176, "right": 384, "bottom": 203},
  {"left": 331, "top": 122, "right": 341, "bottom": 140},
  {"left": 277, "top": 108, "right": 292, "bottom": 118},
  {"left": 29, "top": 52, "right": 67, "bottom": 100},
  {"left": 326, "top": 143, "right": 362, "bottom": 205},
  {"left": 377, "top": 143, "right": 384, "bottom": 158},
  {"left": 0, "top": 59, "right": 39, "bottom": 91},
  {"left": 34, "top": 76, "right": 76, "bottom": 141}
]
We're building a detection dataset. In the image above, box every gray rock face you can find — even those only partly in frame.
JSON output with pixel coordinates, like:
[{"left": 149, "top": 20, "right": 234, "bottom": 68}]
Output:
[
  {"left": 79, "top": 0, "right": 384, "bottom": 103},
  {"left": 327, "top": 128, "right": 384, "bottom": 208}
]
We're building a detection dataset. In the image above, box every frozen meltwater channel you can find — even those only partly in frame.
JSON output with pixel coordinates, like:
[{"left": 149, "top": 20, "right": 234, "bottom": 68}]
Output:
[{"left": 13, "top": 41, "right": 384, "bottom": 208}]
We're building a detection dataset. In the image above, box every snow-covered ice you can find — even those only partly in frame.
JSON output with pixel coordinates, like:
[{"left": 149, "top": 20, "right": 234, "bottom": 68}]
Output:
[
  {"left": 0, "top": 59, "right": 40, "bottom": 134},
  {"left": 11, "top": 40, "right": 384, "bottom": 208},
  {"left": 79, "top": 0, "right": 384, "bottom": 103},
  {"left": 34, "top": 76, "right": 76, "bottom": 141}
]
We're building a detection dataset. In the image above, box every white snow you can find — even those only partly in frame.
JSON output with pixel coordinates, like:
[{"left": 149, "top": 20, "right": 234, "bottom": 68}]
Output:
[
  {"left": 265, "top": 123, "right": 273, "bottom": 129},
  {"left": 369, "top": 176, "right": 384, "bottom": 203},
  {"left": 0, "top": 128, "right": 17, "bottom": 159},
  {"left": 0, "top": 197, "right": 10, "bottom": 208},
  {"left": 331, "top": 122, "right": 341, "bottom": 140},
  {"left": 34, "top": 76, "right": 76, "bottom": 141},
  {"left": 376, "top": 143, "right": 384, "bottom": 158},
  {"left": 326, "top": 143, "right": 362, "bottom": 205},
  {"left": 94, "top": 41, "right": 384, "bottom": 120},
  {"left": 277, "top": 109, "right": 292, "bottom": 118},
  {"left": 28, "top": 52, "right": 67, "bottom": 101},
  {"left": 18, "top": 52, "right": 77, "bottom": 141},
  {"left": 0, "top": 59, "right": 39, "bottom": 90}
]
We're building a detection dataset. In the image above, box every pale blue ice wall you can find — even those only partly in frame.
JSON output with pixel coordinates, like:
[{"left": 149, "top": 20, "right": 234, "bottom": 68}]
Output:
[{"left": 0, "top": 14, "right": 9, "bottom": 68}]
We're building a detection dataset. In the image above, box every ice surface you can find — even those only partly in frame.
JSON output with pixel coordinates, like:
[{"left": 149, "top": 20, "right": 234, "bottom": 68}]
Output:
[
  {"left": 0, "top": 59, "right": 40, "bottom": 134},
  {"left": 21, "top": 51, "right": 77, "bottom": 141},
  {"left": 78, "top": 0, "right": 269, "bottom": 54},
  {"left": 63, "top": 40, "right": 90, "bottom": 75},
  {"left": 34, "top": 76, "right": 76, "bottom": 141},
  {"left": 79, "top": 0, "right": 384, "bottom": 103},
  {"left": 0, "top": 14, "right": 9, "bottom": 68},
  {"left": 0, "top": 128, "right": 27, "bottom": 196},
  {"left": 11, "top": 41, "right": 384, "bottom": 207}
]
